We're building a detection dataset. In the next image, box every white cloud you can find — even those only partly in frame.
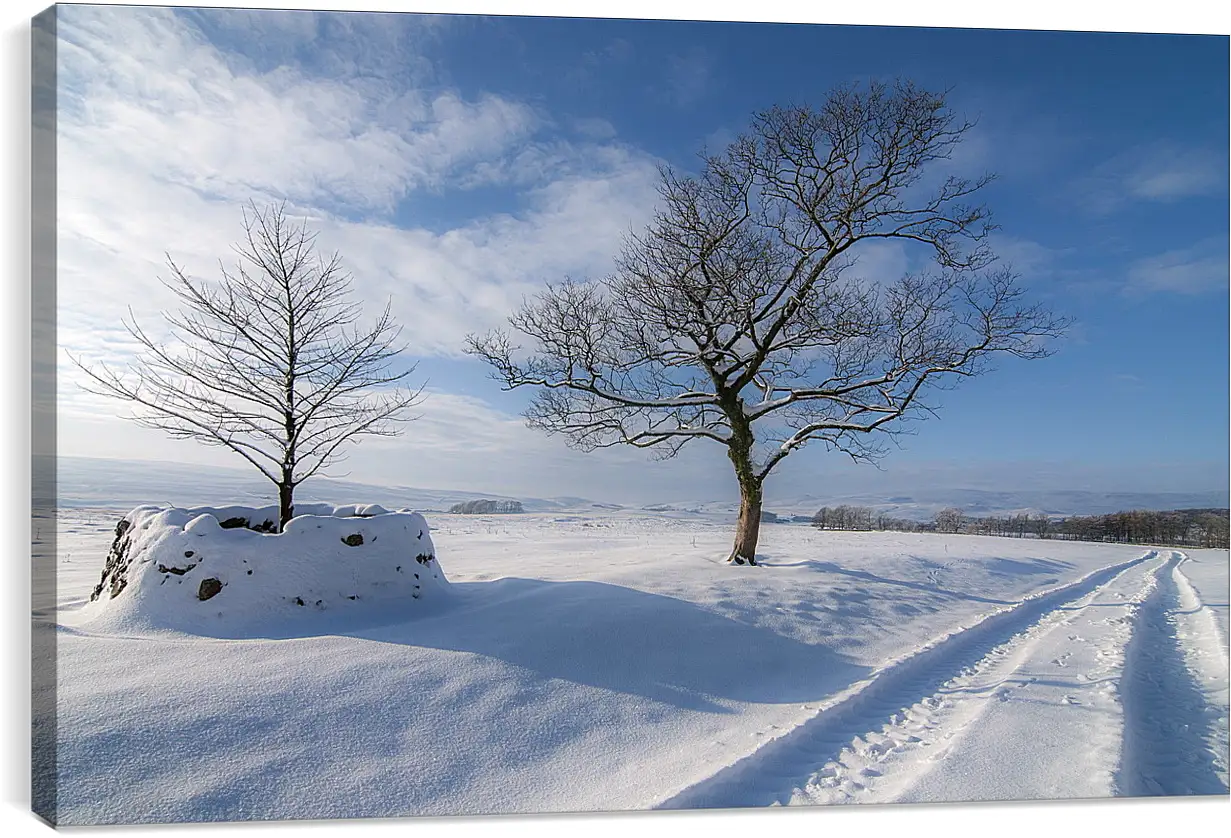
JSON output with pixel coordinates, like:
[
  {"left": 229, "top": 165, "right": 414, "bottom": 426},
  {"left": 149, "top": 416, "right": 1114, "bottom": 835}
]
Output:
[
  {"left": 1076, "top": 142, "right": 1227, "bottom": 214},
  {"left": 53, "top": 4, "right": 673, "bottom": 500},
  {"left": 572, "top": 117, "right": 617, "bottom": 140},
  {"left": 662, "top": 47, "right": 713, "bottom": 107},
  {"left": 58, "top": 7, "right": 544, "bottom": 215},
  {"left": 845, "top": 239, "right": 912, "bottom": 286},
  {"left": 55, "top": 5, "right": 664, "bottom": 377},
  {"left": 57, "top": 386, "right": 739, "bottom": 505},
  {"left": 1125, "top": 238, "right": 1230, "bottom": 296}
]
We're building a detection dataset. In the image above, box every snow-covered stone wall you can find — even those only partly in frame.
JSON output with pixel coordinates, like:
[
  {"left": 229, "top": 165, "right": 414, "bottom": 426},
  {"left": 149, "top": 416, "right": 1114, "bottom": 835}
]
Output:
[{"left": 87, "top": 504, "right": 445, "bottom": 632}]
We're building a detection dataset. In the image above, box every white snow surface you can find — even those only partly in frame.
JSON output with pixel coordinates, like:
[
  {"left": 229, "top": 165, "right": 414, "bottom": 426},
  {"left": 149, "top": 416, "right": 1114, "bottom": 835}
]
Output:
[{"left": 48, "top": 507, "right": 1229, "bottom": 824}]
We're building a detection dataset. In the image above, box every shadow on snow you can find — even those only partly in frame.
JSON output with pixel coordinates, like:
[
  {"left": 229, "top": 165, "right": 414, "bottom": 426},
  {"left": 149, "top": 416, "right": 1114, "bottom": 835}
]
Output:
[
  {"left": 363, "top": 579, "right": 870, "bottom": 713},
  {"left": 179, "top": 577, "right": 870, "bottom": 714}
]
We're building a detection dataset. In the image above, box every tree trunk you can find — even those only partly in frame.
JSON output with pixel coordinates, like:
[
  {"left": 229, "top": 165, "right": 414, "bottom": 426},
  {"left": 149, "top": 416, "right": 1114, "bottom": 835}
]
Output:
[
  {"left": 278, "top": 478, "right": 294, "bottom": 533},
  {"left": 729, "top": 478, "right": 763, "bottom": 565}
]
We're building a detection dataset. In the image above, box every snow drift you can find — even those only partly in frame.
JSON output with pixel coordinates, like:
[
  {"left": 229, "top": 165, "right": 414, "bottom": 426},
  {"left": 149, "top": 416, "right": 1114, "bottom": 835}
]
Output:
[{"left": 86, "top": 503, "right": 444, "bottom": 633}]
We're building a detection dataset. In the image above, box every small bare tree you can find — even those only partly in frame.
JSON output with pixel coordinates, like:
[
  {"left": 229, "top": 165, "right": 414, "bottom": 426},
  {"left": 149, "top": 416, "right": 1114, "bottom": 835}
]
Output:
[
  {"left": 468, "top": 81, "right": 1067, "bottom": 565},
  {"left": 935, "top": 508, "right": 965, "bottom": 534},
  {"left": 73, "top": 202, "right": 421, "bottom": 531}
]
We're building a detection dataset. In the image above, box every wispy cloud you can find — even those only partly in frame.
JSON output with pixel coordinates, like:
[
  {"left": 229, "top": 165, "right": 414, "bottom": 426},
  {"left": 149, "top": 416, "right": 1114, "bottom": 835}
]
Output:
[
  {"left": 179, "top": 6, "right": 449, "bottom": 86},
  {"left": 58, "top": 7, "right": 543, "bottom": 216},
  {"left": 564, "top": 37, "right": 634, "bottom": 89},
  {"left": 1075, "top": 142, "right": 1227, "bottom": 214},
  {"left": 662, "top": 47, "right": 713, "bottom": 107},
  {"left": 1125, "top": 237, "right": 1229, "bottom": 296},
  {"left": 988, "top": 235, "right": 1068, "bottom": 277},
  {"left": 54, "top": 3, "right": 664, "bottom": 429}
]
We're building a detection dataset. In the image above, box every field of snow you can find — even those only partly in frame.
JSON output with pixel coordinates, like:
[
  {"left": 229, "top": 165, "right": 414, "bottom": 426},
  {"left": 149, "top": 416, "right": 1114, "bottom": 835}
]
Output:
[{"left": 44, "top": 506, "right": 1229, "bottom": 824}]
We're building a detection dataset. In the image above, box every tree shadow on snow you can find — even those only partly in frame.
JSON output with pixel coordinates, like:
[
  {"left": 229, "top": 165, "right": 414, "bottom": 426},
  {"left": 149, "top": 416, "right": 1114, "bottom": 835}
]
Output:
[
  {"left": 756, "top": 559, "right": 1016, "bottom": 605},
  {"left": 346, "top": 578, "right": 870, "bottom": 714},
  {"left": 756, "top": 555, "right": 1073, "bottom": 606}
]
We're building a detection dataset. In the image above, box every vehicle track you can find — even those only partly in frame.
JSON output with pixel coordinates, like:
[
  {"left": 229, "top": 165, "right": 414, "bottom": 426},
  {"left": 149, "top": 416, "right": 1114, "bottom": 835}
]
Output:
[
  {"left": 657, "top": 551, "right": 1161, "bottom": 809},
  {"left": 1117, "top": 552, "right": 1229, "bottom": 796}
]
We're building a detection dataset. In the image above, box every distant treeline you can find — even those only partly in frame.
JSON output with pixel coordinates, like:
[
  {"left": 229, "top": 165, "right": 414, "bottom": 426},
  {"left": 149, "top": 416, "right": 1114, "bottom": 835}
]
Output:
[
  {"left": 811, "top": 505, "right": 930, "bottom": 533},
  {"left": 810, "top": 505, "right": 1230, "bottom": 548},
  {"left": 448, "top": 499, "right": 524, "bottom": 514}
]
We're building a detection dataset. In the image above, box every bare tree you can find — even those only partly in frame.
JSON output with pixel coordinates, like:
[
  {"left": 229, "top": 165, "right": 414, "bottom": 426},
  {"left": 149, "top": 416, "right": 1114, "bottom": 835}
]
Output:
[
  {"left": 935, "top": 508, "right": 965, "bottom": 534},
  {"left": 73, "top": 202, "right": 421, "bottom": 531},
  {"left": 468, "top": 81, "right": 1067, "bottom": 565}
]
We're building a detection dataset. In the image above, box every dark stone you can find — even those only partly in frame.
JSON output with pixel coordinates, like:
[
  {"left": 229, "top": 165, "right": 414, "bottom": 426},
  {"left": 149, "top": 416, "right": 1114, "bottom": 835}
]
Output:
[
  {"left": 341, "top": 533, "right": 364, "bottom": 547},
  {"left": 294, "top": 597, "right": 304, "bottom": 606},
  {"left": 91, "top": 518, "right": 134, "bottom": 601},
  {"left": 184, "top": 550, "right": 195, "bottom": 558},
  {"left": 197, "top": 578, "right": 223, "bottom": 601},
  {"left": 415, "top": 553, "right": 434, "bottom": 565},
  {"left": 220, "top": 516, "right": 277, "bottom": 533},
  {"left": 157, "top": 562, "right": 197, "bottom": 576}
]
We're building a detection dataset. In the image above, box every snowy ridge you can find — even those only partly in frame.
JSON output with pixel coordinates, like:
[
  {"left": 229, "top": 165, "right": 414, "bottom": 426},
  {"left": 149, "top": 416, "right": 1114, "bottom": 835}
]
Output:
[{"left": 657, "top": 552, "right": 1158, "bottom": 808}]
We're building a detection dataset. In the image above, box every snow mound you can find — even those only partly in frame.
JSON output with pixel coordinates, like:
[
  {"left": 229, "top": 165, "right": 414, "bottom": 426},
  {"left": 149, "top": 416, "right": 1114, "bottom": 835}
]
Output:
[{"left": 86, "top": 504, "right": 444, "bottom": 633}]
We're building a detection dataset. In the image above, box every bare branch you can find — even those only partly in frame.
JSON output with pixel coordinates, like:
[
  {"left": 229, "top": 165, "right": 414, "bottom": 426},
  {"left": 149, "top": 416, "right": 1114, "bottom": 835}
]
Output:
[
  {"left": 466, "top": 82, "right": 1068, "bottom": 564},
  {"left": 72, "top": 201, "right": 423, "bottom": 529}
]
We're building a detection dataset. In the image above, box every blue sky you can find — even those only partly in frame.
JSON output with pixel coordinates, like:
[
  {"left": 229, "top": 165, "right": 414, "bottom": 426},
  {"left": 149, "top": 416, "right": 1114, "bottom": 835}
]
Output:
[{"left": 54, "top": 4, "right": 1229, "bottom": 502}]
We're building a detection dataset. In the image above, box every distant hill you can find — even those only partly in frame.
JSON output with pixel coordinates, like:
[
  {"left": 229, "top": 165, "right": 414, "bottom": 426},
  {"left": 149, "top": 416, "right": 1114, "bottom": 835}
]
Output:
[
  {"left": 700, "top": 488, "right": 1231, "bottom": 522},
  {"left": 46, "top": 455, "right": 1228, "bottom": 522},
  {"left": 48, "top": 456, "right": 569, "bottom": 513}
]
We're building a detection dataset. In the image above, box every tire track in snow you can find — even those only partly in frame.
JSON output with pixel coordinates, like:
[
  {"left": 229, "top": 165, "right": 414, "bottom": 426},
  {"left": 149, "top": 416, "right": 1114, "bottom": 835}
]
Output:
[
  {"left": 656, "top": 551, "right": 1159, "bottom": 810},
  {"left": 882, "top": 548, "right": 1165, "bottom": 803},
  {"left": 1117, "top": 552, "right": 1229, "bottom": 796}
]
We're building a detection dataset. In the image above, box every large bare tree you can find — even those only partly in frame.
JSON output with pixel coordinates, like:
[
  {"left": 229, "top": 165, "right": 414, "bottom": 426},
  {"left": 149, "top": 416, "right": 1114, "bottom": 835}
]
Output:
[
  {"left": 468, "top": 82, "right": 1068, "bottom": 565},
  {"left": 74, "top": 202, "right": 421, "bottom": 531}
]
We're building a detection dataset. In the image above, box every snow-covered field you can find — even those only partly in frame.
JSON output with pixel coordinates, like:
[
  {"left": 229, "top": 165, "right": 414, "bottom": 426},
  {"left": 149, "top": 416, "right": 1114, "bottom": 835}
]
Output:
[{"left": 44, "top": 506, "right": 1229, "bottom": 824}]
